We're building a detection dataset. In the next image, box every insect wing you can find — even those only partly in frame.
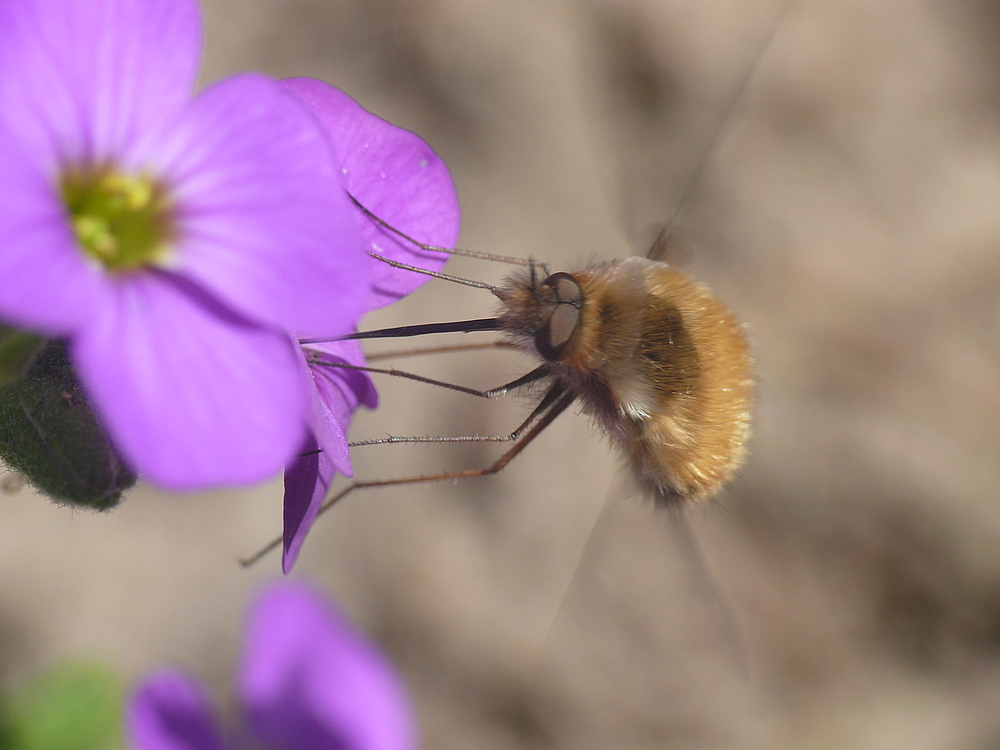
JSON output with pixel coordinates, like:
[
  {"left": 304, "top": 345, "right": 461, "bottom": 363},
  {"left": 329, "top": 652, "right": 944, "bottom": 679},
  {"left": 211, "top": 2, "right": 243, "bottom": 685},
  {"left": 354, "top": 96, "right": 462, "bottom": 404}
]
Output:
[{"left": 534, "top": 490, "right": 756, "bottom": 749}]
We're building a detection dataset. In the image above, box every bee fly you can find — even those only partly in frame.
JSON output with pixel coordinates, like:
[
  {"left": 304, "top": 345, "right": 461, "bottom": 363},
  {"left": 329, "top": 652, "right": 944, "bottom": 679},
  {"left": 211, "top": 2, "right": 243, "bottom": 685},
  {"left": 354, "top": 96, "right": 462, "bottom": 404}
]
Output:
[
  {"left": 241, "top": 200, "right": 753, "bottom": 568},
  {"left": 492, "top": 249, "right": 752, "bottom": 504}
]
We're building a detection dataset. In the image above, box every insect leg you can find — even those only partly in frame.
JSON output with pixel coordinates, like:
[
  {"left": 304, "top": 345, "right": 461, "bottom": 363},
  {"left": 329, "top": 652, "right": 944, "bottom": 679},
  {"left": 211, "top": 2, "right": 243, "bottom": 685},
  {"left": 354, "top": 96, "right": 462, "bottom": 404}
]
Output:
[
  {"left": 365, "top": 340, "right": 518, "bottom": 363},
  {"left": 239, "top": 385, "right": 574, "bottom": 567},
  {"left": 288, "top": 361, "right": 549, "bottom": 457},
  {"left": 348, "top": 376, "right": 567, "bottom": 447},
  {"left": 317, "top": 386, "right": 574, "bottom": 512},
  {"left": 309, "top": 359, "right": 551, "bottom": 399},
  {"left": 365, "top": 251, "right": 499, "bottom": 294},
  {"left": 349, "top": 193, "right": 539, "bottom": 268}
]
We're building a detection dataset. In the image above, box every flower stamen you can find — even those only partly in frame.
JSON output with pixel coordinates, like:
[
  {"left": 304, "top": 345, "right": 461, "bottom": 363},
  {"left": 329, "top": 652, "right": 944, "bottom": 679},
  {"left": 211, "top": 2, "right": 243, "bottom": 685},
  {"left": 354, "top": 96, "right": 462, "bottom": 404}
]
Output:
[{"left": 61, "top": 167, "right": 174, "bottom": 272}]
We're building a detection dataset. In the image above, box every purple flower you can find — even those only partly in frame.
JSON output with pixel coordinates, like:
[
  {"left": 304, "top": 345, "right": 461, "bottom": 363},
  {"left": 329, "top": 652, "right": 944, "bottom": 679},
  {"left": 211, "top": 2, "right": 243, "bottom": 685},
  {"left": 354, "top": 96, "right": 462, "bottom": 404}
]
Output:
[
  {"left": 0, "top": 0, "right": 371, "bottom": 488},
  {"left": 128, "top": 581, "right": 415, "bottom": 750},
  {"left": 279, "top": 80, "right": 461, "bottom": 572}
]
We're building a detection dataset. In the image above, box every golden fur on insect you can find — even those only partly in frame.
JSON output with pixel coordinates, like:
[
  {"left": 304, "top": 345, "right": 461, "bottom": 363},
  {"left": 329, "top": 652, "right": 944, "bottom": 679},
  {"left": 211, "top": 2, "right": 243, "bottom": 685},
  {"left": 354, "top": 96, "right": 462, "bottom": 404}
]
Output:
[{"left": 497, "top": 256, "right": 752, "bottom": 503}]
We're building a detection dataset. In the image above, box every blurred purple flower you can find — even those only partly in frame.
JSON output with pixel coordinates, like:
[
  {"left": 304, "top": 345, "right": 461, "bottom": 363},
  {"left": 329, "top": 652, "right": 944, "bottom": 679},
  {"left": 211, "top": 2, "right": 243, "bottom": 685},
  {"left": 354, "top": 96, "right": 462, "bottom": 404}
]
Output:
[
  {"left": 0, "top": 0, "right": 371, "bottom": 489},
  {"left": 128, "top": 581, "right": 415, "bottom": 750},
  {"left": 279, "top": 79, "right": 461, "bottom": 572}
]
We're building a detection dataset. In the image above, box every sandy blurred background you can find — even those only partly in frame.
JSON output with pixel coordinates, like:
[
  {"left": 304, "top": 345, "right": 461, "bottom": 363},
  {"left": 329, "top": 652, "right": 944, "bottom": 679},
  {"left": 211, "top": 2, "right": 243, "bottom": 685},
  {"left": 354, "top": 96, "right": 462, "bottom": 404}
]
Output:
[{"left": 3, "top": 0, "right": 1000, "bottom": 747}]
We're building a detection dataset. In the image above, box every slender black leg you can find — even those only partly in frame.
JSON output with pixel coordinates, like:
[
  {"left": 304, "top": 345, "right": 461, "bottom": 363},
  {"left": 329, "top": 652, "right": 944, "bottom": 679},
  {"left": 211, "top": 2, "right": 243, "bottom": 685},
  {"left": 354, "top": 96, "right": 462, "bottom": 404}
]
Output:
[
  {"left": 240, "top": 386, "right": 574, "bottom": 567},
  {"left": 308, "top": 358, "right": 551, "bottom": 400}
]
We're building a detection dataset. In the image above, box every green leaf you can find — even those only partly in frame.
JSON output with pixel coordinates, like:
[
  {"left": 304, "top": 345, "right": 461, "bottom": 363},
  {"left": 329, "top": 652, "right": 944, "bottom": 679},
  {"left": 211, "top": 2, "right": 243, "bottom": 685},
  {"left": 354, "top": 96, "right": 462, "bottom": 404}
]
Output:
[{"left": 1, "top": 662, "right": 124, "bottom": 750}]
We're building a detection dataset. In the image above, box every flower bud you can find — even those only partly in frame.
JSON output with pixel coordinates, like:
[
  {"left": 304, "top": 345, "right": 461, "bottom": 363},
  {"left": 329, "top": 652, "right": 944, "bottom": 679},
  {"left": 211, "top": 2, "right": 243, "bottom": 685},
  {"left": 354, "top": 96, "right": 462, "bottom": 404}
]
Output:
[{"left": 0, "top": 339, "right": 136, "bottom": 509}]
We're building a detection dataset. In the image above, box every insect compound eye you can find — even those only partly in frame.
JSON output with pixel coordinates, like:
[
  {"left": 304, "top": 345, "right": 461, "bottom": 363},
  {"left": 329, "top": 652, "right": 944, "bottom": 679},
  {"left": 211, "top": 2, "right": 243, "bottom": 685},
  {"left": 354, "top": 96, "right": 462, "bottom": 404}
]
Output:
[
  {"left": 535, "top": 272, "right": 583, "bottom": 362},
  {"left": 546, "top": 272, "right": 583, "bottom": 305}
]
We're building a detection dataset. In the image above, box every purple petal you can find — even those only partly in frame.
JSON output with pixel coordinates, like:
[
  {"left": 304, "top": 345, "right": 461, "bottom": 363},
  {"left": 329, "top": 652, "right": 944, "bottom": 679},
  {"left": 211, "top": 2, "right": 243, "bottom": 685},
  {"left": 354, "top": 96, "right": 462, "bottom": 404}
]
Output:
[
  {"left": 240, "top": 582, "right": 416, "bottom": 750},
  {"left": 0, "top": 125, "right": 104, "bottom": 334},
  {"left": 305, "top": 341, "right": 378, "bottom": 470},
  {"left": 71, "top": 272, "right": 307, "bottom": 489},
  {"left": 143, "top": 73, "right": 370, "bottom": 341},
  {"left": 282, "top": 435, "right": 335, "bottom": 574},
  {"left": 281, "top": 78, "right": 460, "bottom": 309},
  {"left": 127, "top": 670, "right": 227, "bottom": 750},
  {"left": 283, "top": 342, "right": 377, "bottom": 572},
  {"left": 0, "top": 0, "right": 201, "bottom": 171}
]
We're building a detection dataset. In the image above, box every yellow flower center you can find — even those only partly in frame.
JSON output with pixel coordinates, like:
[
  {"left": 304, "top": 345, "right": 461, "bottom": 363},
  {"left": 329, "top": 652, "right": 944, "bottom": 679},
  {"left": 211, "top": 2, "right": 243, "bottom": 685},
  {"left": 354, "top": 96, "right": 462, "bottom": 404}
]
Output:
[{"left": 61, "top": 167, "right": 174, "bottom": 272}]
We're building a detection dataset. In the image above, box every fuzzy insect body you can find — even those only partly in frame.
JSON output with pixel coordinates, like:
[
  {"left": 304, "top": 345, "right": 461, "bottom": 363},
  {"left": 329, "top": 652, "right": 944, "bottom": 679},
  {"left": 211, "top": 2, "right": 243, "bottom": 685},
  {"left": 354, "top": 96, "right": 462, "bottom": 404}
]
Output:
[{"left": 497, "top": 256, "right": 752, "bottom": 503}]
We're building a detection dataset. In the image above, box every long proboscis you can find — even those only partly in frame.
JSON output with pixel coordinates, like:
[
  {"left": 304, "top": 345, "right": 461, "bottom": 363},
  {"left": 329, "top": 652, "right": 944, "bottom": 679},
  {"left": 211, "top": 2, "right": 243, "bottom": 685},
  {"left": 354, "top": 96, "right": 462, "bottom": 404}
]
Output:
[{"left": 299, "top": 317, "right": 500, "bottom": 345}]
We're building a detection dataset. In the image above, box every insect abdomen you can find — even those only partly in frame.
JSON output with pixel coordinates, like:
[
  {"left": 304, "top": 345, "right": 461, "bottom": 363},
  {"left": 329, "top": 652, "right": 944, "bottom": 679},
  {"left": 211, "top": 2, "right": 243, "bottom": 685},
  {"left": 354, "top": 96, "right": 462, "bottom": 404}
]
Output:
[{"left": 631, "top": 265, "right": 753, "bottom": 503}]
